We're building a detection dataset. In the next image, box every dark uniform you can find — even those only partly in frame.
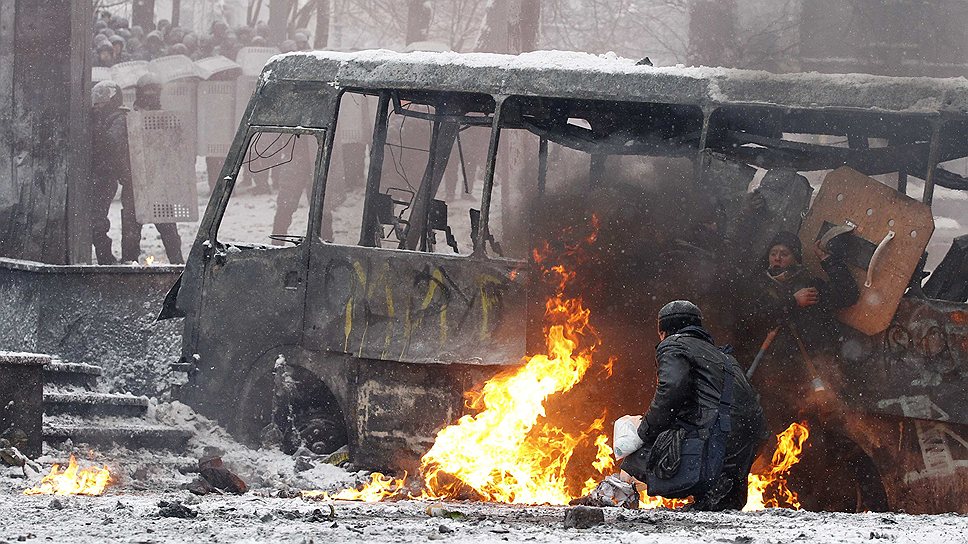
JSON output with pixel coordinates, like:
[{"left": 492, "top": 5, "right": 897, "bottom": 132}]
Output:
[
  {"left": 737, "top": 231, "right": 859, "bottom": 428},
  {"left": 90, "top": 81, "right": 128, "bottom": 264},
  {"left": 636, "top": 301, "right": 767, "bottom": 510}
]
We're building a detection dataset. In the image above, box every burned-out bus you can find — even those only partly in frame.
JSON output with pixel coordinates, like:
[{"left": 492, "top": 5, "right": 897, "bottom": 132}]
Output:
[{"left": 161, "top": 50, "right": 968, "bottom": 513}]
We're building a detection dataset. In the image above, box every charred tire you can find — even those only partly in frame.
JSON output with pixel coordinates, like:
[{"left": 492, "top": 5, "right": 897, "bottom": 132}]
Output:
[{"left": 281, "top": 365, "right": 348, "bottom": 455}]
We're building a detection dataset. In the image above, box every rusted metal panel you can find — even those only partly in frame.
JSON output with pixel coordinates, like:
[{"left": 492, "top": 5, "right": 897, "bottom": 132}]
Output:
[
  {"left": 303, "top": 242, "right": 527, "bottom": 366},
  {"left": 127, "top": 110, "right": 198, "bottom": 223}
]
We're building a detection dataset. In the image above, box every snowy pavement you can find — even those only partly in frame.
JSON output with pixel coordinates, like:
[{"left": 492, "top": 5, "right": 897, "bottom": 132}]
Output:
[
  {"left": 2, "top": 403, "right": 967, "bottom": 542},
  {"left": 2, "top": 491, "right": 967, "bottom": 543}
]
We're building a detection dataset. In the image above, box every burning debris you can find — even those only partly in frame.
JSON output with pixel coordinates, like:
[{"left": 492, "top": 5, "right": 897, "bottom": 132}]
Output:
[
  {"left": 745, "top": 423, "right": 810, "bottom": 511},
  {"left": 23, "top": 455, "right": 111, "bottom": 496}
]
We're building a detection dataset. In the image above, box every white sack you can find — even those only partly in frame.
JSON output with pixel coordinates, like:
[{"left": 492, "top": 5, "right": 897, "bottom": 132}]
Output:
[{"left": 612, "top": 414, "right": 645, "bottom": 460}]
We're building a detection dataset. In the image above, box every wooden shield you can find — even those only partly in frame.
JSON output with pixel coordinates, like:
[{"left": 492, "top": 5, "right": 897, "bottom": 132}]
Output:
[{"left": 799, "top": 167, "right": 934, "bottom": 336}]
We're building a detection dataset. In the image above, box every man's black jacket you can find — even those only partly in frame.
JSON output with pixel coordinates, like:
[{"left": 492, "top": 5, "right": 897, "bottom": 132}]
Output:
[{"left": 637, "top": 326, "right": 766, "bottom": 446}]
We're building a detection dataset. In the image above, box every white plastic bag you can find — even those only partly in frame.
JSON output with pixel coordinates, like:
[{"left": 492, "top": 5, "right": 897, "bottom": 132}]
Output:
[{"left": 612, "top": 414, "right": 645, "bottom": 460}]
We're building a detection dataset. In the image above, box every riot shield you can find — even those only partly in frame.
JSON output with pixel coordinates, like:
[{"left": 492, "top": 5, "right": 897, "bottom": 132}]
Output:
[
  {"left": 149, "top": 55, "right": 196, "bottom": 83},
  {"left": 194, "top": 55, "right": 241, "bottom": 81},
  {"left": 159, "top": 80, "right": 198, "bottom": 153},
  {"left": 92, "top": 66, "right": 111, "bottom": 84},
  {"left": 127, "top": 110, "right": 199, "bottom": 224},
  {"left": 111, "top": 60, "right": 149, "bottom": 89},
  {"left": 800, "top": 167, "right": 934, "bottom": 335},
  {"left": 234, "top": 47, "right": 278, "bottom": 124},
  {"left": 196, "top": 80, "right": 237, "bottom": 157}
]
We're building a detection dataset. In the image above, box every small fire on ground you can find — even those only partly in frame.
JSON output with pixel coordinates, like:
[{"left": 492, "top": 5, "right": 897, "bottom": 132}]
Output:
[
  {"left": 307, "top": 222, "right": 810, "bottom": 509},
  {"left": 23, "top": 455, "right": 112, "bottom": 496}
]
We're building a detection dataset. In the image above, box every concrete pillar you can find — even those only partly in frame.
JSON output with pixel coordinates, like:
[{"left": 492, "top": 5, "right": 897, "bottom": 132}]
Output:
[
  {"left": 0, "top": 0, "right": 93, "bottom": 264},
  {"left": 0, "top": 352, "right": 48, "bottom": 458}
]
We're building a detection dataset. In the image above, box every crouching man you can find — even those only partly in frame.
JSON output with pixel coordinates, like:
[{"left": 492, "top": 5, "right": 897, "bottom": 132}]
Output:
[{"left": 624, "top": 300, "right": 768, "bottom": 510}]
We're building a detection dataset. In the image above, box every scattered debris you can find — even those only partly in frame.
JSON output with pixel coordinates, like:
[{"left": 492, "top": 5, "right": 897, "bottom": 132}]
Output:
[
  {"left": 323, "top": 445, "right": 350, "bottom": 466},
  {"left": 185, "top": 476, "right": 218, "bottom": 496},
  {"left": 157, "top": 500, "right": 197, "bottom": 519},
  {"left": 307, "top": 505, "right": 336, "bottom": 522},
  {"left": 569, "top": 475, "right": 638, "bottom": 508},
  {"left": 198, "top": 449, "right": 248, "bottom": 494},
  {"left": 427, "top": 503, "right": 467, "bottom": 520},
  {"left": 0, "top": 440, "right": 42, "bottom": 474},
  {"left": 563, "top": 505, "right": 605, "bottom": 529}
]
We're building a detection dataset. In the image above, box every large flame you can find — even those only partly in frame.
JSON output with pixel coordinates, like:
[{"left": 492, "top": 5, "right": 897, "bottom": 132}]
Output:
[
  {"left": 419, "top": 268, "right": 606, "bottom": 504},
  {"left": 744, "top": 422, "right": 810, "bottom": 511},
  {"left": 23, "top": 455, "right": 111, "bottom": 496}
]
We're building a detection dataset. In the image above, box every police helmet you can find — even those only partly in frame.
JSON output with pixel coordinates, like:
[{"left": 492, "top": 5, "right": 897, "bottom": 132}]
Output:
[{"left": 91, "top": 80, "right": 122, "bottom": 108}]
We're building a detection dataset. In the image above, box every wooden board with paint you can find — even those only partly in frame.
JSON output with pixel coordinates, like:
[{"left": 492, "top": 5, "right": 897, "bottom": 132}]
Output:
[{"left": 799, "top": 167, "right": 934, "bottom": 336}]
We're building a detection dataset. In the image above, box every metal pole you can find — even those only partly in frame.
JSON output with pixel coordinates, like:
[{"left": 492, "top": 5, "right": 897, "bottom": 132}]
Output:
[
  {"left": 359, "top": 93, "right": 391, "bottom": 247},
  {"left": 475, "top": 96, "right": 506, "bottom": 256},
  {"left": 922, "top": 119, "right": 943, "bottom": 207},
  {"left": 537, "top": 137, "right": 548, "bottom": 196}
]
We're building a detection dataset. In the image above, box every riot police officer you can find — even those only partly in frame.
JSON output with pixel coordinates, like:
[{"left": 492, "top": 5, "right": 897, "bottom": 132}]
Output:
[{"left": 90, "top": 81, "right": 127, "bottom": 264}]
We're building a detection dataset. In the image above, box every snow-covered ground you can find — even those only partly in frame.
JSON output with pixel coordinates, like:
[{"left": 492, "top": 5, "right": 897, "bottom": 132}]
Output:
[
  {"left": 6, "top": 400, "right": 967, "bottom": 543},
  {"left": 2, "top": 486, "right": 967, "bottom": 543}
]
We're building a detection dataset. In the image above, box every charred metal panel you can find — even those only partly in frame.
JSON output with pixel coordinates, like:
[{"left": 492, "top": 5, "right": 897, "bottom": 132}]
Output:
[
  {"left": 262, "top": 51, "right": 968, "bottom": 115},
  {"left": 809, "top": 411, "right": 968, "bottom": 514},
  {"left": 176, "top": 246, "right": 308, "bottom": 440},
  {"left": 348, "top": 358, "right": 500, "bottom": 471},
  {"left": 836, "top": 297, "right": 968, "bottom": 425},
  {"left": 303, "top": 241, "right": 527, "bottom": 366},
  {"left": 249, "top": 78, "right": 339, "bottom": 130},
  {"left": 299, "top": 349, "right": 502, "bottom": 471}
]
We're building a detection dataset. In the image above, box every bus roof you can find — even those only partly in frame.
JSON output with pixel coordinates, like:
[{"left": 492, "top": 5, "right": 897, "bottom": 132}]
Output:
[{"left": 263, "top": 49, "right": 968, "bottom": 116}]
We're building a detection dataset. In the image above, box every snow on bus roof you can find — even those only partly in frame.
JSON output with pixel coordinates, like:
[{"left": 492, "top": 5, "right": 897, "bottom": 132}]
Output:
[{"left": 263, "top": 49, "right": 968, "bottom": 115}]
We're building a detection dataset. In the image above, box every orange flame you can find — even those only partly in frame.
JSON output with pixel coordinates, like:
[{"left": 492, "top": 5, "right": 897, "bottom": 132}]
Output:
[
  {"left": 302, "top": 472, "right": 408, "bottom": 502},
  {"left": 23, "top": 455, "right": 111, "bottom": 496},
  {"left": 419, "top": 278, "right": 604, "bottom": 504},
  {"left": 744, "top": 422, "right": 810, "bottom": 511}
]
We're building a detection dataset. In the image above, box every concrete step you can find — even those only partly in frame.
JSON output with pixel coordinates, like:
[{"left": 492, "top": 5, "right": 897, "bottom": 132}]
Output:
[
  {"left": 43, "top": 423, "right": 192, "bottom": 450},
  {"left": 44, "top": 361, "right": 102, "bottom": 390},
  {"left": 44, "top": 392, "right": 149, "bottom": 418}
]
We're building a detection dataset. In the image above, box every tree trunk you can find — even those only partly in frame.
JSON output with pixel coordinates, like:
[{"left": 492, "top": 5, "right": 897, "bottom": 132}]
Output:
[
  {"left": 314, "top": 0, "right": 330, "bottom": 49},
  {"left": 268, "top": 0, "right": 289, "bottom": 44},
  {"left": 0, "top": 0, "right": 92, "bottom": 263},
  {"left": 516, "top": 0, "right": 541, "bottom": 52},
  {"left": 132, "top": 0, "right": 156, "bottom": 31},
  {"left": 406, "top": 0, "right": 432, "bottom": 45},
  {"left": 171, "top": 0, "right": 181, "bottom": 27},
  {"left": 688, "top": 0, "right": 737, "bottom": 67},
  {"left": 476, "top": 0, "right": 510, "bottom": 53}
]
